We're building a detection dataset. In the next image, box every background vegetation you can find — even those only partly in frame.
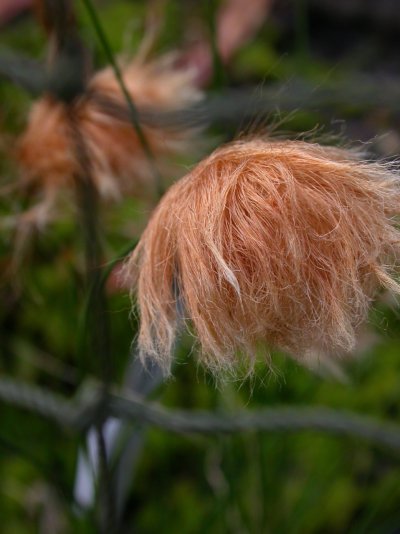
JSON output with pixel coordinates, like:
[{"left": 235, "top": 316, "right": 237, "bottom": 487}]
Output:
[{"left": 1, "top": 1, "right": 400, "bottom": 532}]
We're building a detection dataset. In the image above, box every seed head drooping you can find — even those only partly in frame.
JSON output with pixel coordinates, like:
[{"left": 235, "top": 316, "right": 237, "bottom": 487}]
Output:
[
  {"left": 16, "top": 54, "right": 202, "bottom": 226},
  {"left": 125, "top": 138, "right": 400, "bottom": 375}
]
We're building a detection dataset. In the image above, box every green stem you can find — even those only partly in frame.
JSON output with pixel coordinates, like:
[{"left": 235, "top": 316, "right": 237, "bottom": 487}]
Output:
[
  {"left": 67, "top": 111, "right": 111, "bottom": 381},
  {"left": 205, "top": 0, "right": 227, "bottom": 89},
  {"left": 66, "top": 109, "right": 116, "bottom": 529},
  {"left": 96, "top": 423, "right": 117, "bottom": 533},
  {"left": 81, "top": 0, "right": 164, "bottom": 197},
  {"left": 78, "top": 239, "right": 138, "bottom": 360}
]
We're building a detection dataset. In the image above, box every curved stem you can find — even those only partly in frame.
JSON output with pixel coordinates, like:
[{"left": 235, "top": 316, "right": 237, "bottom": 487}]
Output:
[{"left": 81, "top": 0, "right": 164, "bottom": 197}]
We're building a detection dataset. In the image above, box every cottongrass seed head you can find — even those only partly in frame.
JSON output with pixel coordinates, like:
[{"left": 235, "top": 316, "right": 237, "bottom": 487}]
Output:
[
  {"left": 125, "top": 138, "right": 400, "bottom": 376},
  {"left": 16, "top": 53, "right": 202, "bottom": 226}
]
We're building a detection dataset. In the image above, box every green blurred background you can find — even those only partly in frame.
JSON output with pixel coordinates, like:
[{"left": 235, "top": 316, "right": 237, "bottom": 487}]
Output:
[{"left": 1, "top": 1, "right": 400, "bottom": 532}]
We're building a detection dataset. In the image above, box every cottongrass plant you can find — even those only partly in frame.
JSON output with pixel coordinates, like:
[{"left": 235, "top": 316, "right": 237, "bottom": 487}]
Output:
[{"left": 126, "top": 138, "right": 400, "bottom": 375}]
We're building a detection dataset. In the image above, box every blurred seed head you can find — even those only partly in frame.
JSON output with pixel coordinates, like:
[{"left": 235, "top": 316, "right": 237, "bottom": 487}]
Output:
[
  {"left": 125, "top": 138, "right": 400, "bottom": 376},
  {"left": 16, "top": 53, "right": 203, "bottom": 226}
]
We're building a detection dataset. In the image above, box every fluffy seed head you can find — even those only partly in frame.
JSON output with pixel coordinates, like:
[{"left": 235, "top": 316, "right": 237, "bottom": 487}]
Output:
[
  {"left": 125, "top": 138, "right": 400, "bottom": 375},
  {"left": 16, "top": 54, "right": 202, "bottom": 224}
]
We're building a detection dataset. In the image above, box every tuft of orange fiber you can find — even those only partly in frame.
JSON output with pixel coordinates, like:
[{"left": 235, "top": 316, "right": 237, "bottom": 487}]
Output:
[
  {"left": 16, "top": 54, "right": 202, "bottom": 225},
  {"left": 125, "top": 138, "right": 400, "bottom": 376}
]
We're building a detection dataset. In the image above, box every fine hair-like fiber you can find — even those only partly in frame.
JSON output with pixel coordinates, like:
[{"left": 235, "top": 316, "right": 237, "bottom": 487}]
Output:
[{"left": 125, "top": 138, "right": 400, "bottom": 375}]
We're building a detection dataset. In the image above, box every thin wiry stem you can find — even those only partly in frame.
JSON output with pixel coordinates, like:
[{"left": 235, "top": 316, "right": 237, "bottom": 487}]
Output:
[
  {"left": 81, "top": 0, "right": 165, "bottom": 197},
  {"left": 96, "top": 424, "right": 117, "bottom": 534},
  {"left": 1, "top": 377, "right": 400, "bottom": 453},
  {"left": 66, "top": 110, "right": 116, "bottom": 528},
  {"left": 81, "top": 239, "right": 139, "bottom": 337},
  {"left": 77, "top": 239, "right": 138, "bottom": 372},
  {"left": 205, "top": 0, "right": 227, "bottom": 89},
  {"left": 67, "top": 111, "right": 111, "bottom": 380}
]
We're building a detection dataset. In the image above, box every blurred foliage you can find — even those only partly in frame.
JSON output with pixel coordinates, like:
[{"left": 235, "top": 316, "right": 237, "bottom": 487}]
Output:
[{"left": 1, "top": 0, "right": 400, "bottom": 533}]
